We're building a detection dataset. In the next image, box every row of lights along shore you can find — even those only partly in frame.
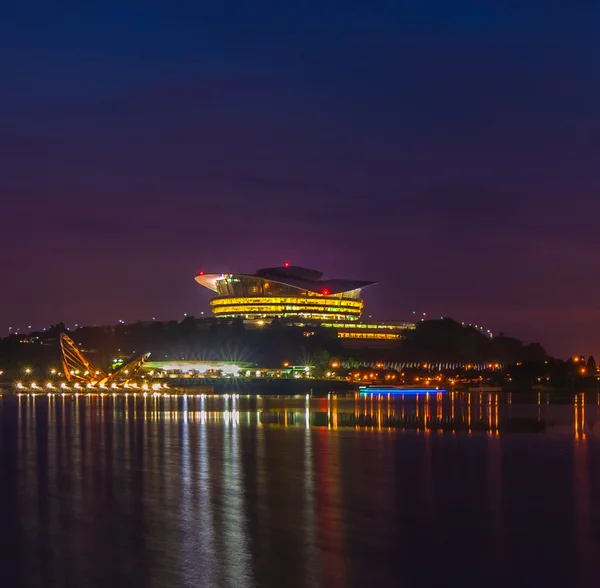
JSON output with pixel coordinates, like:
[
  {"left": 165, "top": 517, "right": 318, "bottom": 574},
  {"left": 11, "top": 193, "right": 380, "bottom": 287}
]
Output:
[{"left": 15, "top": 382, "right": 169, "bottom": 391}]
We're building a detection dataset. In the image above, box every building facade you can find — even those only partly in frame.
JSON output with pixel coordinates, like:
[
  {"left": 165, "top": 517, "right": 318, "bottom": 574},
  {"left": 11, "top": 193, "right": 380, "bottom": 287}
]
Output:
[{"left": 195, "top": 264, "right": 414, "bottom": 344}]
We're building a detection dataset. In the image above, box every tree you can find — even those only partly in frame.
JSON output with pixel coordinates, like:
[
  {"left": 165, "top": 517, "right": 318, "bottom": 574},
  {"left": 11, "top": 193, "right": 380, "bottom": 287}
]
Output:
[
  {"left": 587, "top": 355, "right": 597, "bottom": 374},
  {"left": 311, "top": 349, "right": 330, "bottom": 378},
  {"left": 47, "top": 323, "right": 67, "bottom": 337},
  {"left": 297, "top": 347, "right": 330, "bottom": 378}
]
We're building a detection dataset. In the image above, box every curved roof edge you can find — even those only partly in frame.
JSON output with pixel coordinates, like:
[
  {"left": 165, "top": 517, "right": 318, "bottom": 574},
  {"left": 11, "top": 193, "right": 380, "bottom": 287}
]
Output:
[{"left": 194, "top": 272, "right": 376, "bottom": 295}]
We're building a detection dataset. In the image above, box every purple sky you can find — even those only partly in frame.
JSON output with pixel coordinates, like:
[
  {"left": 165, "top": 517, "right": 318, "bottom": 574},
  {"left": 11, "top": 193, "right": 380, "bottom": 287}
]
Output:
[{"left": 2, "top": 2, "right": 600, "bottom": 357}]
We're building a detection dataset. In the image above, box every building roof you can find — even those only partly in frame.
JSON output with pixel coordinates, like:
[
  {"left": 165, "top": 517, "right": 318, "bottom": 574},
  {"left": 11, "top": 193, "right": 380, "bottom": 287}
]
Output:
[
  {"left": 145, "top": 360, "right": 255, "bottom": 371},
  {"left": 195, "top": 265, "right": 376, "bottom": 295}
]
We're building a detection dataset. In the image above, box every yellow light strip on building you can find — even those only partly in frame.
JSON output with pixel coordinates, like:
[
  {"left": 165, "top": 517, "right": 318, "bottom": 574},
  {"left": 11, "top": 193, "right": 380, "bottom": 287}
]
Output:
[
  {"left": 210, "top": 296, "right": 363, "bottom": 309},
  {"left": 337, "top": 332, "right": 401, "bottom": 340},
  {"left": 212, "top": 305, "right": 361, "bottom": 318},
  {"left": 321, "top": 322, "right": 412, "bottom": 331}
]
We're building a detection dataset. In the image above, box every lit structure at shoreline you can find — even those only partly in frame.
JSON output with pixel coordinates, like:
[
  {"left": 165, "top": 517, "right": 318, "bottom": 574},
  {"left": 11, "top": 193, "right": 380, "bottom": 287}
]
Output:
[
  {"left": 195, "top": 264, "right": 415, "bottom": 344},
  {"left": 60, "top": 333, "right": 151, "bottom": 386},
  {"left": 142, "top": 360, "right": 317, "bottom": 379},
  {"left": 144, "top": 360, "right": 252, "bottom": 377}
]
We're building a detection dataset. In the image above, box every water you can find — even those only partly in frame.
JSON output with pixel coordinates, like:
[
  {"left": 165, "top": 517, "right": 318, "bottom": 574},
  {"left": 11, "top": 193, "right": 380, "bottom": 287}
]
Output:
[{"left": 0, "top": 391, "right": 599, "bottom": 587}]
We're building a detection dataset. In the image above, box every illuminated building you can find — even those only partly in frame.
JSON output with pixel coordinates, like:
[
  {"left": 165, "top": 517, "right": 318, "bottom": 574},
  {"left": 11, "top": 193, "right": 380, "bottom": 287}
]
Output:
[
  {"left": 195, "top": 264, "right": 415, "bottom": 344},
  {"left": 195, "top": 264, "right": 374, "bottom": 322},
  {"left": 144, "top": 360, "right": 253, "bottom": 377},
  {"left": 321, "top": 321, "right": 415, "bottom": 343}
]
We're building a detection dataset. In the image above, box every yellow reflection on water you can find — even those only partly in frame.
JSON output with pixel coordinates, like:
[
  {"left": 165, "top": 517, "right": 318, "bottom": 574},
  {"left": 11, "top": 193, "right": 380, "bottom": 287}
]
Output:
[
  {"left": 12, "top": 390, "right": 600, "bottom": 438},
  {"left": 573, "top": 393, "right": 587, "bottom": 439},
  {"left": 573, "top": 404, "right": 592, "bottom": 580},
  {"left": 467, "top": 391, "right": 471, "bottom": 432}
]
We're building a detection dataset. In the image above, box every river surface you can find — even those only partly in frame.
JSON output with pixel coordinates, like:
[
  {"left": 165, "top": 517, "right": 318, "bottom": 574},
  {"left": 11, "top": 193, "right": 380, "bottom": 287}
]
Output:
[{"left": 0, "top": 391, "right": 599, "bottom": 587}]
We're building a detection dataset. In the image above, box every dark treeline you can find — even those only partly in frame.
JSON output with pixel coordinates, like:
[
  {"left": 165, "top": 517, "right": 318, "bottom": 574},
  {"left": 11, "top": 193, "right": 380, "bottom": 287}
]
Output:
[
  {"left": 0, "top": 318, "right": 340, "bottom": 374},
  {"left": 401, "top": 318, "right": 546, "bottom": 364},
  {"left": 1, "top": 316, "right": 548, "bottom": 374}
]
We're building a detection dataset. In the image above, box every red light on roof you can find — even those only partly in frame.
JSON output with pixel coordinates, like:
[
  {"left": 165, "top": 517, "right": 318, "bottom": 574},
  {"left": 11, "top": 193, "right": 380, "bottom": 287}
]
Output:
[
  {"left": 198, "top": 270, "right": 205, "bottom": 276},
  {"left": 321, "top": 288, "right": 331, "bottom": 296},
  {"left": 283, "top": 261, "right": 290, "bottom": 268}
]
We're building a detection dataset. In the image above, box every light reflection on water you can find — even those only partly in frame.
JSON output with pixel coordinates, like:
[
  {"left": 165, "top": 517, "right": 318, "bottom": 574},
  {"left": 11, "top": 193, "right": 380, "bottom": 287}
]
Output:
[
  {"left": 5, "top": 390, "right": 598, "bottom": 436},
  {"left": 0, "top": 392, "right": 600, "bottom": 587}
]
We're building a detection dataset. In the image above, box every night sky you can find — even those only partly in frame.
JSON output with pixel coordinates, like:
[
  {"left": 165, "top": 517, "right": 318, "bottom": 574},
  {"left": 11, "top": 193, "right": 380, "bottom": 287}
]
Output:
[{"left": 2, "top": 2, "right": 600, "bottom": 358}]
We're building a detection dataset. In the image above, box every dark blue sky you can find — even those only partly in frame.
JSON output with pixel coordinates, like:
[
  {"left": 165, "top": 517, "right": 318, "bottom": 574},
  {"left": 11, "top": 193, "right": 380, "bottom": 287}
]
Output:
[{"left": 2, "top": 1, "right": 600, "bottom": 357}]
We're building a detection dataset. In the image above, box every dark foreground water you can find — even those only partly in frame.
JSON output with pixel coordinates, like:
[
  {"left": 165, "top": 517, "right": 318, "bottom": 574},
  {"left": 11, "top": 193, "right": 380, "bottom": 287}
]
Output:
[{"left": 1, "top": 391, "right": 600, "bottom": 588}]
